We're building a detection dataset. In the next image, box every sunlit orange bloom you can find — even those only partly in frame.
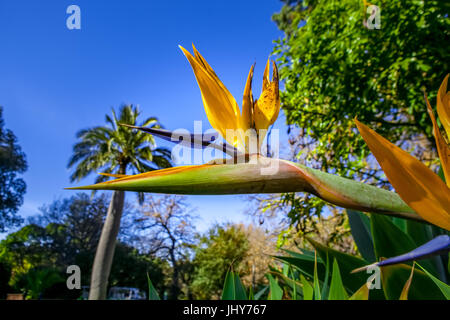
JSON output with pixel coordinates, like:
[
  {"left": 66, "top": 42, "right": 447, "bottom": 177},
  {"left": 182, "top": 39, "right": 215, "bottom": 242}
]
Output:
[
  {"left": 437, "top": 75, "right": 450, "bottom": 139},
  {"left": 355, "top": 75, "right": 450, "bottom": 230},
  {"left": 179, "top": 44, "right": 280, "bottom": 153},
  {"left": 425, "top": 92, "right": 450, "bottom": 186},
  {"left": 355, "top": 91, "right": 450, "bottom": 230},
  {"left": 355, "top": 119, "right": 450, "bottom": 230}
]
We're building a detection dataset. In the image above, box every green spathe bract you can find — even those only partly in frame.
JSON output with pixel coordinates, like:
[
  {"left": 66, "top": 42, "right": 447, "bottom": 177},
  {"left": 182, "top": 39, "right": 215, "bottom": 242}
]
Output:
[{"left": 67, "top": 157, "right": 421, "bottom": 222}]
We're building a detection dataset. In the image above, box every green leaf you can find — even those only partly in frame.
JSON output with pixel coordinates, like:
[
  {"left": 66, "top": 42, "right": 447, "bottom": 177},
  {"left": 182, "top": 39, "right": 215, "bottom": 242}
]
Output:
[
  {"left": 282, "top": 248, "right": 320, "bottom": 261},
  {"left": 254, "top": 286, "right": 268, "bottom": 300},
  {"left": 290, "top": 266, "right": 297, "bottom": 300},
  {"left": 347, "top": 210, "right": 376, "bottom": 262},
  {"left": 371, "top": 214, "right": 439, "bottom": 277},
  {"left": 248, "top": 286, "right": 254, "bottom": 300},
  {"left": 267, "top": 274, "right": 283, "bottom": 300},
  {"left": 282, "top": 263, "right": 289, "bottom": 276},
  {"left": 221, "top": 270, "right": 247, "bottom": 300},
  {"left": 328, "top": 259, "right": 349, "bottom": 300},
  {"left": 405, "top": 220, "right": 447, "bottom": 282},
  {"left": 391, "top": 217, "right": 407, "bottom": 233},
  {"left": 380, "top": 263, "right": 445, "bottom": 300},
  {"left": 371, "top": 214, "right": 416, "bottom": 259},
  {"left": 313, "top": 251, "right": 321, "bottom": 300},
  {"left": 234, "top": 272, "right": 247, "bottom": 300},
  {"left": 405, "top": 220, "right": 434, "bottom": 247},
  {"left": 307, "top": 238, "right": 371, "bottom": 295},
  {"left": 438, "top": 166, "right": 446, "bottom": 183},
  {"left": 221, "top": 270, "right": 234, "bottom": 300},
  {"left": 348, "top": 283, "right": 369, "bottom": 300},
  {"left": 321, "top": 252, "right": 330, "bottom": 300},
  {"left": 300, "top": 274, "right": 313, "bottom": 300},
  {"left": 416, "top": 263, "right": 450, "bottom": 299},
  {"left": 274, "top": 254, "right": 326, "bottom": 281},
  {"left": 147, "top": 273, "right": 160, "bottom": 300},
  {"left": 269, "top": 267, "right": 303, "bottom": 300}
]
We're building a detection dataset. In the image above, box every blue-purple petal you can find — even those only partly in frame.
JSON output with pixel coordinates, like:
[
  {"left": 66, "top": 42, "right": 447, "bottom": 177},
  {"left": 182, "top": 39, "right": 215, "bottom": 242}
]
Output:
[{"left": 377, "top": 235, "right": 450, "bottom": 267}]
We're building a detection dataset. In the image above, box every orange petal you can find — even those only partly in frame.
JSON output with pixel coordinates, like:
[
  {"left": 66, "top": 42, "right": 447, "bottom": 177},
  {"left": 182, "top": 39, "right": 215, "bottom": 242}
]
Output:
[
  {"left": 399, "top": 262, "right": 415, "bottom": 300},
  {"left": 241, "top": 64, "right": 255, "bottom": 132},
  {"left": 179, "top": 45, "right": 242, "bottom": 148},
  {"left": 192, "top": 44, "right": 219, "bottom": 79},
  {"left": 192, "top": 44, "right": 239, "bottom": 117},
  {"left": 262, "top": 58, "right": 270, "bottom": 90},
  {"left": 426, "top": 93, "right": 450, "bottom": 187},
  {"left": 270, "top": 61, "right": 280, "bottom": 126},
  {"left": 355, "top": 119, "right": 450, "bottom": 230},
  {"left": 254, "top": 60, "right": 280, "bottom": 131},
  {"left": 437, "top": 74, "right": 450, "bottom": 138}
]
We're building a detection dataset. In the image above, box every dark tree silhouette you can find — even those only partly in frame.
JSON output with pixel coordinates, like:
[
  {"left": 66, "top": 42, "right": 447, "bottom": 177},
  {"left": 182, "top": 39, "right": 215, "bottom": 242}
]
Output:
[{"left": 0, "top": 106, "right": 27, "bottom": 232}]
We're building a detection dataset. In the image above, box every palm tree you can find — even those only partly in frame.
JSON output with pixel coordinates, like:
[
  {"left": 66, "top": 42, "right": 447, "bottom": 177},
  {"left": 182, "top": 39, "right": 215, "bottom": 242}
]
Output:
[{"left": 68, "top": 105, "right": 172, "bottom": 300}]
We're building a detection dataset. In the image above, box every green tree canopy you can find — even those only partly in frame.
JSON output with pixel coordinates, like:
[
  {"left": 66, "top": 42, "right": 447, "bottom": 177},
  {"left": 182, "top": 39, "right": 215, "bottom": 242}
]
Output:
[
  {"left": 273, "top": 0, "right": 448, "bottom": 177},
  {"left": 191, "top": 224, "right": 249, "bottom": 299},
  {"left": 0, "top": 193, "right": 165, "bottom": 298},
  {"left": 271, "top": 0, "right": 449, "bottom": 223},
  {"left": 29, "top": 193, "right": 110, "bottom": 268},
  {"left": 0, "top": 106, "right": 27, "bottom": 232}
]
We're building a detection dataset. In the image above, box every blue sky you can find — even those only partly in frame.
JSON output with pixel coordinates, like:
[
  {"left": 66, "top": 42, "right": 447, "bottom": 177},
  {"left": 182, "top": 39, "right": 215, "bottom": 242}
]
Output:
[{"left": 0, "top": 0, "right": 288, "bottom": 233}]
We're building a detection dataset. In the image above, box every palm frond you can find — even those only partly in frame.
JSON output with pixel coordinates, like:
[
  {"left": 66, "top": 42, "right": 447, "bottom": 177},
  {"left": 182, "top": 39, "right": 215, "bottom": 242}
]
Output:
[{"left": 68, "top": 105, "right": 173, "bottom": 185}]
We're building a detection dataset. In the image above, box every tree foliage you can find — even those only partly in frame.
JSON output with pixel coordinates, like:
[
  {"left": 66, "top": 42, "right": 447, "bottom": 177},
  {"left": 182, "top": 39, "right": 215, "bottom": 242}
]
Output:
[
  {"left": 29, "top": 193, "right": 109, "bottom": 265},
  {"left": 0, "top": 106, "right": 27, "bottom": 232},
  {"left": 131, "top": 194, "right": 197, "bottom": 299},
  {"left": 108, "top": 243, "right": 167, "bottom": 295},
  {"left": 191, "top": 224, "right": 249, "bottom": 299},
  {"left": 271, "top": 0, "right": 449, "bottom": 222},
  {"left": 0, "top": 193, "right": 165, "bottom": 298},
  {"left": 273, "top": 0, "right": 448, "bottom": 178},
  {"left": 13, "top": 267, "right": 64, "bottom": 300},
  {"left": 237, "top": 225, "right": 277, "bottom": 289}
]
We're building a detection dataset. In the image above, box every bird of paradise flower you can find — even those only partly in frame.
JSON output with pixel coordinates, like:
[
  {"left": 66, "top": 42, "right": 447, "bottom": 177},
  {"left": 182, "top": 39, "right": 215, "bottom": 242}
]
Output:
[
  {"left": 355, "top": 75, "right": 450, "bottom": 231},
  {"left": 352, "top": 75, "right": 450, "bottom": 274},
  {"left": 66, "top": 45, "right": 424, "bottom": 223}
]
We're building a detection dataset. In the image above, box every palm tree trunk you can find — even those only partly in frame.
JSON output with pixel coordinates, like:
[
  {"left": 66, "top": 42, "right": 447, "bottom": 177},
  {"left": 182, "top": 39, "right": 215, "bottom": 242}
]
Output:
[
  {"left": 168, "top": 248, "right": 180, "bottom": 300},
  {"left": 88, "top": 189, "right": 125, "bottom": 300}
]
